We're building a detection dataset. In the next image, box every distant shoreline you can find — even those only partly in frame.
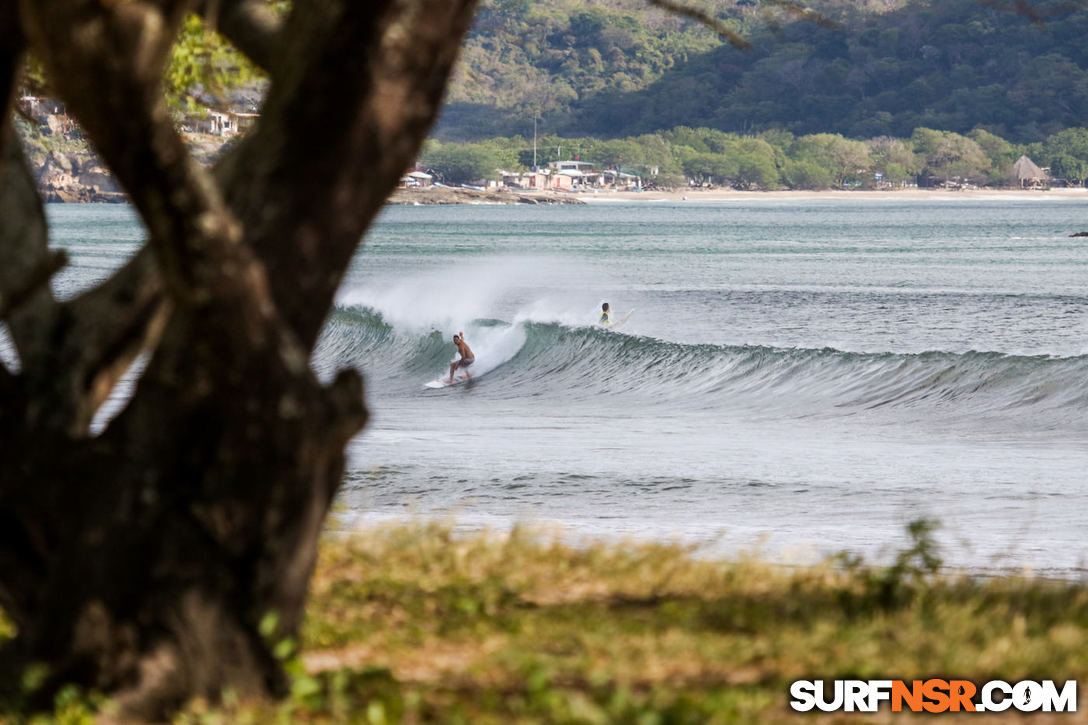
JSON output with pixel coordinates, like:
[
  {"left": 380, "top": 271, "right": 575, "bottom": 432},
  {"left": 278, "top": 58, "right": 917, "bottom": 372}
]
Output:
[
  {"left": 388, "top": 185, "right": 1088, "bottom": 206},
  {"left": 386, "top": 186, "right": 584, "bottom": 205},
  {"left": 578, "top": 187, "right": 1088, "bottom": 203},
  {"left": 43, "top": 185, "right": 1088, "bottom": 206}
]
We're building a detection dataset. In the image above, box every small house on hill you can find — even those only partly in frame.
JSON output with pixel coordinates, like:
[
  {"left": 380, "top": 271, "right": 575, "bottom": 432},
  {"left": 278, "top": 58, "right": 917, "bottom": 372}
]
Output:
[{"left": 1011, "top": 155, "right": 1047, "bottom": 189}]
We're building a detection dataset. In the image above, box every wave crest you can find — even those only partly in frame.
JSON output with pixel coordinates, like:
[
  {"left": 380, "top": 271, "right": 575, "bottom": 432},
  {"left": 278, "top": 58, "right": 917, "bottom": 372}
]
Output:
[{"left": 315, "top": 306, "right": 1088, "bottom": 427}]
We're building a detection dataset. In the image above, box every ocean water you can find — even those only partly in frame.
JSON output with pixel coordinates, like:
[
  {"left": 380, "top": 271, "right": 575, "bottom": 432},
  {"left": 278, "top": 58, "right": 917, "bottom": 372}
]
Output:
[{"left": 12, "top": 199, "right": 1088, "bottom": 574}]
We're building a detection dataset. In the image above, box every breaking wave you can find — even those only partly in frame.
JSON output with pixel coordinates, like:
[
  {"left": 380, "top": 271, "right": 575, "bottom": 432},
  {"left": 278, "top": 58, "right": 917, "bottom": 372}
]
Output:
[{"left": 314, "top": 306, "right": 1088, "bottom": 433}]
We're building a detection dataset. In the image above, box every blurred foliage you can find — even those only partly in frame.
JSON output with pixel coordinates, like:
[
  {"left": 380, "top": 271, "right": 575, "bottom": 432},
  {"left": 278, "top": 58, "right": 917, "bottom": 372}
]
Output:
[
  {"left": 166, "top": 1, "right": 290, "bottom": 108},
  {"left": 7, "top": 518, "right": 1088, "bottom": 722},
  {"left": 20, "top": 56, "right": 48, "bottom": 96},
  {"left": 163, "top": 11, "right": 272, "bottom": 112},
  {"left": 21, "top": 6, "right": 282, "bottom": 112}
]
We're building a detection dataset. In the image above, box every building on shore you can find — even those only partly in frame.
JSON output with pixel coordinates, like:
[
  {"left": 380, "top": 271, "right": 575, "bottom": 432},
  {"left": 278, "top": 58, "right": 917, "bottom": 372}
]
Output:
[
  {"left": 17, "top": 95, "right": 77, "bottom": 136},
  {"left": 1010, "top": 155, "right": 1048, "bottom": 189},
  {"left": 399, "top": 170, "right": 434, "bottom": 188},
  {"left": 181, "top": 108, "right": 260, "bottom": 137},
  {"left": 503, "top": 170, "right": 572, "bottom": 190},
  {"left": 602, "top": 169, "right": 642, "bottom": 190},
  {"left": 499, "top": 160, "right": 641, "bottom": 192}
]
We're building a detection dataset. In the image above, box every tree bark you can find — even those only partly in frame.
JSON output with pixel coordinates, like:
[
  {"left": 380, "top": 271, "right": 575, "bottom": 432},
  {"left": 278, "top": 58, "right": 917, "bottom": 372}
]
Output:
[{"left": 0, "top": 0, "right": 478, "bottom": 717}]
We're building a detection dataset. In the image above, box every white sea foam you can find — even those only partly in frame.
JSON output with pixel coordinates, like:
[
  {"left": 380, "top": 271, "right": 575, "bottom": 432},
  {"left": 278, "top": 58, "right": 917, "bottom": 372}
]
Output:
[{"left": 338, "top": 254, "right": 623, "bottom": 334}]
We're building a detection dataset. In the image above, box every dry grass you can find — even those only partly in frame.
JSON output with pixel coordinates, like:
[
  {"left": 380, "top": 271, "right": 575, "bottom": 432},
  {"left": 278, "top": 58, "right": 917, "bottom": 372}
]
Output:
[
  {"left": 287, "top": 520, "right": 1088, "bottom": 723},
  {"left": 5, "top": 520, "right": 1088, "bottom": 723}
]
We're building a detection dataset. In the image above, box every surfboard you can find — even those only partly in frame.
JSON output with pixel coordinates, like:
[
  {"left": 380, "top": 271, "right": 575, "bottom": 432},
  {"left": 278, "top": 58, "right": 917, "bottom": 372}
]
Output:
[
  {"left": 424, "top": 373, "right": 472, "bottom": 389},
  {"left": 608, "top": 309, "right": 635, "bottom": 329}
]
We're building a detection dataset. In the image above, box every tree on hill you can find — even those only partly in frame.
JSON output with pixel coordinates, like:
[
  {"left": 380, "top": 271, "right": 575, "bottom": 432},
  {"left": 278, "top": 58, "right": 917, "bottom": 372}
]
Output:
[
  {"left": 681, "top": 151, "right": 739, "bottom": 186},
  {"left": 790, "top": 133, "right": 870, "bottom": 186},
  {"left": 866, "top": 135, "right": 918, "bottom": 185},
  {"left": 911, "top": 127, "right": 990, "bottom": 185},
  {"left": 1040, "top": 127, "right": 1088, "bottom": 184},
  {"left": 782, "top": 158, "right": 834, "bottom": 189},
  {"left": 968, "top": 128, "right": 1021, "bottom": 185},
  {"left": 422, "top": 141, "right": 511, "bottom": 184},
  {"left": 730, "top": 136, "right": 781, "bottom": 188},
  {"left": 0, "top": 0, "right": 476, "bottom": 718}
]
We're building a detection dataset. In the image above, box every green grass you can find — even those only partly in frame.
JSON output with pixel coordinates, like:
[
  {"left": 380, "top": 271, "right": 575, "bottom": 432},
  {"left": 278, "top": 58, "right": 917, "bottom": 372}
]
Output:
[{"left": 4, "top": 520, "right": 1088, "bottom": 723}]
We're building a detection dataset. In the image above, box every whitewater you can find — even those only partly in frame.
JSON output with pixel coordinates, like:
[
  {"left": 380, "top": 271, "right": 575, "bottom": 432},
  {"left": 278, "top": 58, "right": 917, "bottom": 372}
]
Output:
[{"left": 13, "top": 199, "right": 1088, "bottom": 574}]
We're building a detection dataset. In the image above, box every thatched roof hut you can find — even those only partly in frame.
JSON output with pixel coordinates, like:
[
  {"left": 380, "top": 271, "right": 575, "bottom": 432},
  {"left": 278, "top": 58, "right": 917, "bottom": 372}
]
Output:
[{"left": 1011, "top": 155, "right": 1047, "bottom": 187}]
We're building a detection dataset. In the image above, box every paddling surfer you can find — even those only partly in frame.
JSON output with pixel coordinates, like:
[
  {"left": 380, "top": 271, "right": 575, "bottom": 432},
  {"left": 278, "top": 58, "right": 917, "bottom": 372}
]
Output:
[
  {"left": 599, "top": 302, "right": 612, "bottom": 326},
  {"left": 448, "top": 331, "right": 475, "bottom": 382}
]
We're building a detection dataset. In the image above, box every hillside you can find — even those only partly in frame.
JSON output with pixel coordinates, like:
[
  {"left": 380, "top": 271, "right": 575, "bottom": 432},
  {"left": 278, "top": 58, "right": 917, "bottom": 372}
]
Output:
[
  {"left": 437, "top": 0, "right": 722, "bottom": 139},
  {"left": 436, "top": 0, "right": 1088, "bottom": 144},
  {"left": 16, "top": 0, "right": 1088, "bottom": 199}
]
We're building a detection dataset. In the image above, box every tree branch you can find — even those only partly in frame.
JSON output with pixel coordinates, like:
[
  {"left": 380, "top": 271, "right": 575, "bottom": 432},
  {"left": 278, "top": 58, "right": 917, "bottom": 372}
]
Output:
[
  {"left": 646, "top": 0, "right": 751, "bottom": 49},
  {"left": 10, "top": 0, "right": 301, "bottom": 440},
  {"left": 0, "top": 3, "right": 62, "bottom": 370},
  {"left": 20, "top": 0, "right": 287, "bottom": 434},
  {"left": 217, "top": 0, "right": 480, "bottom": 349},
  {"left": 41, "top": 0, "right": 289, "bottom": 431},
  {"left": 20, "top": 1, "right": 270, "bottom": 313},
  {"left": 39, "top": 252, "right": 168, "bottom": 433},
  {"left": 197, "top": 0, "right": 282, "bottom": 73},
  {"left": 41, "top": 130, "right": 292, "bottom": 434},
  {"left": 0, "top": 125, "right": 60, "bottom": 371},
  {"left": 11, "top": 0, "right": 476, "bottom": 434},
  {"left": 645, "top": 0, "right": 838, "bottom": 50},
  {"left": 0, "top": 0, "right": 21, "bottom": 118},
  {"left": 0, "top": 249, "right": 66, "bottom": 322}
]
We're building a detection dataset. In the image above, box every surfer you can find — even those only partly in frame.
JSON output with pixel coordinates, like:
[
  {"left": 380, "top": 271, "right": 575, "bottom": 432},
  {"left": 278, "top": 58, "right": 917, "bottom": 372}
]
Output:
[
  {"left": 599, "top": 302, "right": 611, "bottom": 326},
  {"left": 448, "top": 332, "right": 475, "bottom": 382}
]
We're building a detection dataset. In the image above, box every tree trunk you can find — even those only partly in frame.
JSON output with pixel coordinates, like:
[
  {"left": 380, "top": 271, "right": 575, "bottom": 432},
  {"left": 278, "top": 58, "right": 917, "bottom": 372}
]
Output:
[{"left": 0, "top": 0, "right": 477, "bottom": 718}]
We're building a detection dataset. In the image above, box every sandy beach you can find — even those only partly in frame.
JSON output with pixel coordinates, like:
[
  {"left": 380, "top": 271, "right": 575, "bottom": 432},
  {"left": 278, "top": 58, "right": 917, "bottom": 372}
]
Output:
[
  {"left": 575, "top": 186, "right": 1088, "bottom": 203},
  {"left": 390, "top": 184, "right": 1088, "bottom": 206}
]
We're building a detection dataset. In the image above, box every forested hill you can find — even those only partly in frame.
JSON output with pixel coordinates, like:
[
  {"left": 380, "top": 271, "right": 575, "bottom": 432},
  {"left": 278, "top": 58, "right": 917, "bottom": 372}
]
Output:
[{"left": 436, "top": 0, "right": 1088, "bottom": 144}]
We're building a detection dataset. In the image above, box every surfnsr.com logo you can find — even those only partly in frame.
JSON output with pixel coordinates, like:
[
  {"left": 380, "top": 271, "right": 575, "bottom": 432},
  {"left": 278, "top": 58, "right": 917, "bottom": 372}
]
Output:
[{"left": 790, "top": 679, "right": 1077, "bottom": 713}]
